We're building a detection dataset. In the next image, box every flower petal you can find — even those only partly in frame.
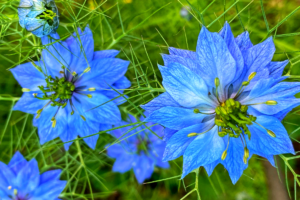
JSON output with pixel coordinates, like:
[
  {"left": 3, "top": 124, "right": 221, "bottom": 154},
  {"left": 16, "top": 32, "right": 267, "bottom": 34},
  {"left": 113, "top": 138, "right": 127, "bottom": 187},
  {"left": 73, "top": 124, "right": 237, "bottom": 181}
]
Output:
[
  {"left": 145, "top": 106, "right": 208, "bottom": 130},
  {"left": 196, "top": 27, "right": 236, "bottom": 90},
  {"left": 8, "top": 151, "right": 28, "bottom": 175},
  {"left": 168, "top": 47, "right": 197, "bottom": 60},
  {"left": 159, "top": 63, "right": 214, "bottom": 107},
  {"left": 93, "top": 50, "right": 120, "bottom": 59},
  {"left": 182, "top": 126, "right": 225, "bottom": 178},
  {"left": 163, "top": 119, "right": 214, "bottom": 161},
  {"left": 247, "top": 115, "right": 295, "bottom": 156},
  {"left": 141, "top": 92, "right": 180, "bottom": 114},
  {"left": 13, "top": 93, "right": 46, "bottom": 114},
  {"left": 10, "top": 61, "right": 46, "bottom": 90},
  {"left": 112, "top": 154, "right": 135, "bottom": 173},
  {"left": 267, "top": 60, "right": 289, "bottom": 78},
  {"left": 16, "top": 159, "right": 40, "bottom": 193},
  {"left": 40, "top": 169, "right": 62, "bottom": 184},
  {"left": 133, "top": 154, "right": 154, "bottom": 184},
  {"left": 235, "top": 31, "right": 253, "bottom": 51},
  {"left": 76, "top": 58, "right": 130, "bottom": 89},
  {"left": 32, "top": 180, "right": 66, "bottom": 199},
  {"left": 66, "top": 26, "right": 94, "bottom": 74}
]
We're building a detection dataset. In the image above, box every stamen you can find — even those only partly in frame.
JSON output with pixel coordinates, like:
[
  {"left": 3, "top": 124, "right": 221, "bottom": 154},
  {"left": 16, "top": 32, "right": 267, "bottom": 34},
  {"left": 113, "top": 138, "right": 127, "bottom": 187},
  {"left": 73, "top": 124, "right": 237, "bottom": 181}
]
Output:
[
  {"left": 33, "top": 93, "right": 38, "bottom": 97},
  {"left": 14, "top": 189, "right": 18, "bottom": 196},
  {"left": 80, "top": 115, "right": 86, "bottom": 121},
  {"left": 235, "top": 72, "right": 257, "bottom": 98},
  {"left": 187, "top": 133, "right": 197, "bottom": 137},
  {"left": 88, "top": 87, "right": 96, "bottom": 91},
  {"left": 87, "top": 94, "right": 92, "bottom": 98},
  {"left": 187, "top": 125, "right": 215, "bottom": 137},
  {"left": 248, "top": 72, "right": 256, "bottom": 81},
  {"left": 51, "top": 117, "right": 56, "bottom": 128},
  {"left": 265, "top": 100, "right": 277, "bottom": 105},
  {"left": 22, "top": 88, "right": 30, "bottom": 92},
  {"left": 214, "top": 77, "right": 221, "bottom": 103},
  {"left": 253, "top": 121, "right": 276, "bottom": 138},
  {"left": 8, "top": 186, "right": 11, "bottom": 190},
  {"left": 221, "top": 136, "right": 230, "bottom": 160},
  {"left": 83, "top": 67, "right": 91, "bottom": 73}
]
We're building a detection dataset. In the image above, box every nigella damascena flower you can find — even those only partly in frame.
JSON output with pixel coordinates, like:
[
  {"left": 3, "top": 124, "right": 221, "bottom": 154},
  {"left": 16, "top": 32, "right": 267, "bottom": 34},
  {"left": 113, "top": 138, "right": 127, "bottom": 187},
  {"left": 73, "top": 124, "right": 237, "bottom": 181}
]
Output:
[
  {"left": 143, "top": 22, "right": 300, "bottom": 184},
  {"left": 107, "top": 114, "right": 169, "bottom": 184},
  {"left": 11, "top": 26, "right": 130, "bottom": 150},
  {"left": 18, "top": 0, "right": 59, "bottom": 37},
  {"left": 0, "top": 151, "right": 66, "bottom": 200}
]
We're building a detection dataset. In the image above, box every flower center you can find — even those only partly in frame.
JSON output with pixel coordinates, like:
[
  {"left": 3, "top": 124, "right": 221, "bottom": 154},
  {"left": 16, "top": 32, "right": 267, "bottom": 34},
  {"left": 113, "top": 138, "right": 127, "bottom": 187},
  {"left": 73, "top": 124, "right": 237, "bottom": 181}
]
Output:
[
  {"left": 214, "top": 99, "right": 256, "bottom": 139},
  {"left": 137, "top": 139, "right": 149, "bottom": 154},
  {"left": 36, "top": 9, "right": 56, "bottom": 25},
  {"left": 37, "top": 76, "right": 75, "bottom": 107}
]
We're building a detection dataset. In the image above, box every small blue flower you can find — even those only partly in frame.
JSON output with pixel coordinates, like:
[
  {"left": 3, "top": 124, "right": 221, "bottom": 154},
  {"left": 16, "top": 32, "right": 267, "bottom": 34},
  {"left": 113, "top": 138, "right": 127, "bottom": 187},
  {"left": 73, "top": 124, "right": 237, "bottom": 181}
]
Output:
[
  {"left": 11, "top": 26, "right": 131, "bottom": 150},
  {"left": 143, "top": 22, "right": 300, "bottom": 184},
  {"left": 107, "top": 114, "right": 169, "bottom": 184},
  {"left": 18, "top": 0, "right": 59, "bottom": 37},
  {"left": 0, "top": 151, "right": 66, "bottom": 200}
]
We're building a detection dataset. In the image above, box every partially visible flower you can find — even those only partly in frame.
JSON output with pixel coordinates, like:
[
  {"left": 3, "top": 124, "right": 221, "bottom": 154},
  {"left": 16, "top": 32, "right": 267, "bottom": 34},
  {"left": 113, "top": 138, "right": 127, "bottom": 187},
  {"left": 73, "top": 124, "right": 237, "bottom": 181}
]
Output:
[
  {"left": 11, "top": 26, "right": 130, "bottom": 150},
  {"left": 143, "top": 22, "right": 300, "bottom": 184},
  {"left": 107, "top": 114, "right": 169, "bottom": 184},
  {"left": 0, "top": 151, "right": 66, "bottom": 200},
  {"left": 180, "top": 6, "right": 192, "bottom": 21},
  {"left": 18, "top": 0, "right": 59, "bottom": 37}
]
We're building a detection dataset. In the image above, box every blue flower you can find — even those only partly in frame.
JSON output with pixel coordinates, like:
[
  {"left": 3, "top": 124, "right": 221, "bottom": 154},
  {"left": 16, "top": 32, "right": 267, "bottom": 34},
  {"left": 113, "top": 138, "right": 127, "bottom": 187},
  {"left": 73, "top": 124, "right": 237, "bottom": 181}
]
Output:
[
  {"left": 0, "top": 151, "right": 66, "bottom": 200},
  {"left": 18, "top": 0, "right": 59, "bottom": 37},
  {"left": 11, "top": 26, "right": 131, "bottom": 150},
  {"left": 143, "top": 22, "right": 300, "bottom": 184},
  {"left": 107, "top": 114, "right": 169, "bottom": 184}
]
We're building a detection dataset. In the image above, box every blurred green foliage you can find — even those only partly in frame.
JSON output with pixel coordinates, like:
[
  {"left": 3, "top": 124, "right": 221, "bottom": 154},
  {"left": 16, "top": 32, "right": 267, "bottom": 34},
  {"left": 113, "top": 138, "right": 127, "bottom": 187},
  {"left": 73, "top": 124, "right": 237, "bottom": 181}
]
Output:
[{"left": 0, "top": 0, "right": 300, "bottom": 199}]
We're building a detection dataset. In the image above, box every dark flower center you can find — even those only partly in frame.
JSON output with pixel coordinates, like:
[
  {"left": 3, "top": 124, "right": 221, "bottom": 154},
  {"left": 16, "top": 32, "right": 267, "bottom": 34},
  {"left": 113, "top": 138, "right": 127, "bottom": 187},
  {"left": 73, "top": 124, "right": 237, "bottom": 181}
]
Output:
[{"left": 137, "top": 139, "right": 150, "bottom": 154}]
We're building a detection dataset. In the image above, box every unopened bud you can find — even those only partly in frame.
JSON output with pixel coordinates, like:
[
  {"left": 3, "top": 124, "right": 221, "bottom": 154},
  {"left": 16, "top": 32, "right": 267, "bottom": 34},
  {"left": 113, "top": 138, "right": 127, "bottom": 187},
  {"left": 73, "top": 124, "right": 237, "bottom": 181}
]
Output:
[
  {"left": 265, "top": 100, "right": 277, "bottom": 105},
  {"left": 267, "top": 130, "right": 276, "bottom": 138},
  {"left": 187, "top": 133, "right": 197, "bottom": 137}
]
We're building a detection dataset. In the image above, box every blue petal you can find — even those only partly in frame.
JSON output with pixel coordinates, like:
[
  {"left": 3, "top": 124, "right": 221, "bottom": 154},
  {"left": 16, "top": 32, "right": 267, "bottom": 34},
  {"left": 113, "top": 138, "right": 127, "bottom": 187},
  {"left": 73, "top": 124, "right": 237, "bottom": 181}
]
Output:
[
  {"left": 32, "top": 180, "right": 67, "bottom": 199},
  {"left": 13, "top": 93, "right": 46, "bottom": 114},
  {"left": 219, "top": 22, "right": 244, "bottom": 83},
  {"left": 203, "top": 160, "right": 219, "bottom": 176},
  {"left": 16, "top": 159, "right": 40, "bottom": 193},
  {"left": 34, "top": 105, "right": 67, "bottom": 145},
  {"left": 8, "top": 151, "right": 28, "bottom": 175},
  {"left": 163, "top": 128, "right": 177, "bottom": 142},
  {"left": 66, "top": 26, "right": 94, "bottom": 74},
  {"left": 221, "top": 137, "right": 248, "bottom": 184},
  {"left": 24, "top": 17, "right": 44, "bottom": 32},
  {"left": 159, "top": 63, "right": 214, "bottom": 107},
  {"left": 267, "top": 60, "right": 289, "bottom": 78},
  {"left": 107, "top": 143, "right": 124, "bottom": 158},
  {"left": 235, "top": 31, "right": 253, "bottom": 51},
  {"left": 196, "top": 27, "right": 237, "bottom": 91},
  {"left": 168, "top": 47, "right": 197, "bottom": 60},
  {"left": 162, "top": 54, "right": 200, "bottom": 75},
  {"left": 113, "top": 76, "right": 131, "bottom": 89},
  {"left": 93, "top": 50, "right": 120, "bottom": 59},
  {"left": 247, "top": 115, "right": 295, "bottom": 156},
  {"left": 133, "top": 154, "right": 154, "bottom": 184},
  {"left": 18, "top": 0, "right": 33, "bottom": 27},
  {"left": 76, "top": 58, "right": 130, "bottom": 89},
  {"left": 182, "top": 126, "right": 225, "bottom": 178},
  {"left": 141, "top": 92, "right": 180, "bottom": 114},
  {"left": 41, "top": 33, "right": 72, "bottom": 77},
  {"left": 10, "top": 61, "right": 46, "bottom": 90},
  {"left": 40, "top": 169, "right": 62, "bottom": 184},
  {"left": 265, "top": 155, "right": 275, "bottom": 167},
  {"left": 273, "top": 101, "right": 298, "bottom": 120},
  {"left": 145, "top": 106, "right": 208, "bottom": 130},
  {"left": 0, "top": 162, "right": 15, "bottom": 188},
  {"left": 112, "top": 154, "right": 135, "bottom": 173},
  {"left": 73, "top": 92, "right": 121, "bottom": 125},
  {"left": 163, "top": 119, "right": 215, "bottom": 161},
  {"left": 242, "top": 37, "right": 275, "bottom": 83}
]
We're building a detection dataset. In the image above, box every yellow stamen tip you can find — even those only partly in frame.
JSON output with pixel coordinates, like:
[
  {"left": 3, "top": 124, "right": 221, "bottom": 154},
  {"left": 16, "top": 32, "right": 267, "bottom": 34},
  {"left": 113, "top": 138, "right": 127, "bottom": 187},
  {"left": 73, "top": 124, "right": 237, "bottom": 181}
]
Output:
[
  {"left": 243, "top": 156, "right": 247, "bottom": 164},
  {"left": 8, "top": 186, "right": 11, "bottom": 190},
  {"left": 80, "top": 115, "right": 86, "bottom": 121},
  {"left": 52, "top": 119, "right": 56, "bottom": 128},
  {"left": 32, "top": 93, "right": 38, "bottom": 97},
  {"left": 14, "top": 189, "right": 18, "bottom": 195},
  {"left": 187, "top": 133, "right": 198, "bottom": 137},
  {"left": 221, "top": 150, "right": 227, "bottom": 160},
  {"left": 22, "top": 88, "right": 30, "bottom": 92},
  {"left": 214, "top": 77, "right": 220, "bottom": 87},
  {"left": 265, "top": 100, "right": 277, "bottom": 105},
  {"left": 248, "top": 72, "right": 256, "bottom": 81},
  {"left": 72, "top": 71, "right": 77, "bottom": 76},
  {"left": 88, "top": 88, "right": 96, "bottom": 91},
  {"left": 37, "top": 109, "right": 43, "bottom": 114},
  {"left": 244, "top": 147, "right": 249, "bottom": 158},
  {"left": 267, "top": 130, "right": 276, "bottom": 138},
  {"left": 35, "top": 114, "right": 41, "bottom": 119},
  {"left": 83, "top": 67, "right": 91, "bottom": 73},
  {"left": 87, "top": 94, "right": 92, "bottom": 98}
]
